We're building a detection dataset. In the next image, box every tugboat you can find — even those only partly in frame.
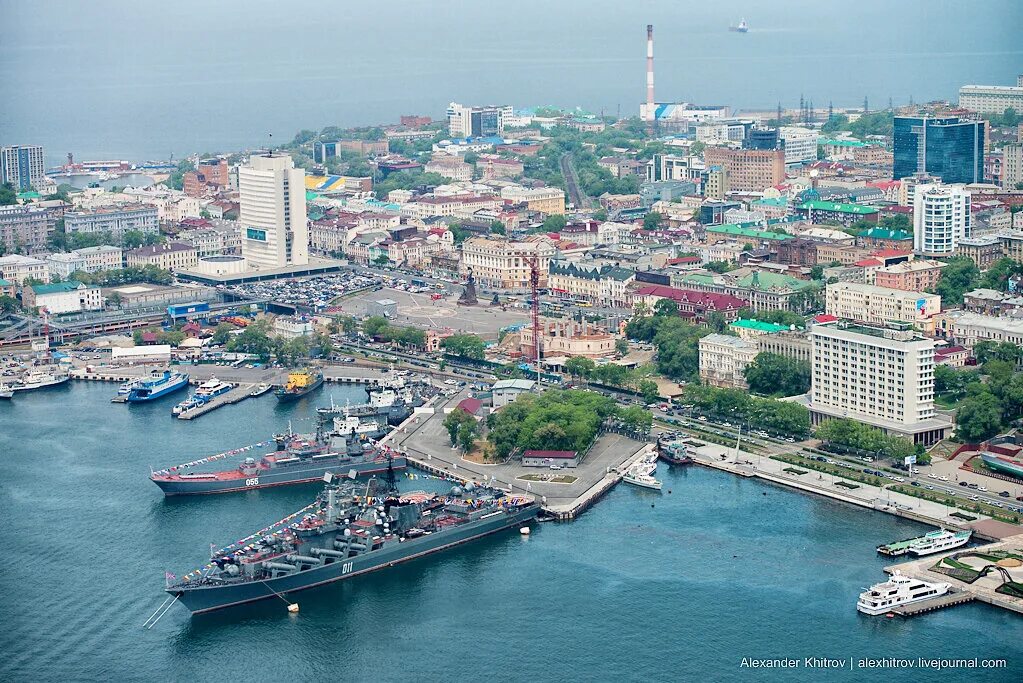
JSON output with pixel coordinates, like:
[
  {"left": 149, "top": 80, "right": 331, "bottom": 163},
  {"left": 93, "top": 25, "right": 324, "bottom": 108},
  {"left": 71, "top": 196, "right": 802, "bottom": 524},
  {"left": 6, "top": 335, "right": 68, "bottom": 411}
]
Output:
[
  {"left": 275, "top": 368, "right": 324, "bottom": 402},
  {"left": 658, "top": 437, "right": 694, "bottom": 465},
  {"left": 163, "top": 477, "right": 539, "bottom": 613}
]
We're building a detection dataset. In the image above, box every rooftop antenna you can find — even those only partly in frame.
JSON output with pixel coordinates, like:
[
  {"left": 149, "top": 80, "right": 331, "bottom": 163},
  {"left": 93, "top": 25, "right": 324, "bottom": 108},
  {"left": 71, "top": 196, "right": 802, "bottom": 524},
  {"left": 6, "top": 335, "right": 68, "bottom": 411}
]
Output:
[
  {"left": 828, "top": 101, "right": 833, "bottom": 121},
  {"left": 888, "top": 96, "right": 893, "bottom": 111},
  {"left": 863, "top": 95, "right": 869, "bottom": 113},
  {"left": 268, "top": 132, "right": 274, "bottom": 157}
]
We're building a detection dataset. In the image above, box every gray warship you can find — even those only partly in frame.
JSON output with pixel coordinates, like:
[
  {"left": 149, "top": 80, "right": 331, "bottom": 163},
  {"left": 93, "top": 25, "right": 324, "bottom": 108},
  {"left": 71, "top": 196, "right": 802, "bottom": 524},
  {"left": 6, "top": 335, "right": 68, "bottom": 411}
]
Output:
[
  {"left": 317, "top": 376, "right": 431, "bottom": 426},
  {"left": 164, "top": 475, "right": 539, "bottom": 614},
  {"left": 150, "top": 413, "right": 398, "bottom": 496}
]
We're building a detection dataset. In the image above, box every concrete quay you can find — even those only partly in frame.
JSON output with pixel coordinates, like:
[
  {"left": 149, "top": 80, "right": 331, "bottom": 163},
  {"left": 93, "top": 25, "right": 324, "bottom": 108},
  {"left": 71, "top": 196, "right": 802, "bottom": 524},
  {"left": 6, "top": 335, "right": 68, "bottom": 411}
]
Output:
[
  {"left": 686, "top": 444, "right": 1012, "bottom": 537},
  {"left": 176, "top": 383, "right": 256, "bottom": 420},
  {"left": 882, "top": 533, "right": 1023, "bottom": 617},
  {"left": 385, "top": 388, "right": 652, "bottom": 520}
]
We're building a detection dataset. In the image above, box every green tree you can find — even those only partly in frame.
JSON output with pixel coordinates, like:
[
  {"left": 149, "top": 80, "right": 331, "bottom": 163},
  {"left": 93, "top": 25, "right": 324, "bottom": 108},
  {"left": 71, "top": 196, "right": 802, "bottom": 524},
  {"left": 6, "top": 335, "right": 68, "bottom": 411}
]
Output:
[
  {"left": 615, "top": 337, "right": 630, "bottom": 356},
  {"left": 643, "top": 212, "right": 662, "bottom": 230},
  {"left": 653, "top": 298, "right": 679, "bottom": 317},
  {"left": 564, "top": 356, "right": 596, "bottom": 379},
  {"left": 0, "top": 182, "right": 18, "bottom": 206},
  {"left": 444, "top": 408, "right": 478, "bottom": 446},
  {"left": 705, "top": 311, "right": 727, "bottom": 333},
  {"left": 226, "top": 319, "right": 276, "bottom": 362},
  {"left": 106, "top": 292, "right": 123, "bottom": 309},
  {"left": 638, "top": 379, "right": 660, "bottom": 403},
  {"left": 447, "top": 222, "right": 472, "bottom": 245},
  {"left": 211, "top": 322, "right": 234, "bottom": 345},
  {"left": 541, "top": 214, "right": 567, "bottom": 232},
  {"left": 809, "top": 265, "right": 824, "bottom": 280},
  {"left": 489, "top": 220, "right": 506, "bottom": 236},
  {"left": 0, "top": 294, "right": 19, "bottom": 313},
  {"left": 935, "top": 257, "right": 980, "bottom": 307},
  {"left": 955, "top": 392, "right": 1003, "bottom": 443},
  {"left": 362, "top": 315, "right": 391, "bottom": 339},
  {"left": 441, "top": 334, "right": 486, "bottom": 360},
  {"left": 744, "top": 353, "right": 811, "bottom": 397}
]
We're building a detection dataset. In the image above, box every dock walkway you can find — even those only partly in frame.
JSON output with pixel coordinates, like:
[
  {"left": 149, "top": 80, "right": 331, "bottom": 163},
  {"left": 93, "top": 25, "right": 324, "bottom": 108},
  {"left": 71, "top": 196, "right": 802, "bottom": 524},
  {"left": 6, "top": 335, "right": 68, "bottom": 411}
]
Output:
[
  {"left": 892, "top": 591, "right": 974, "bottom": 616},
  {"left": 177, "top": 384, "right": 254, "bottom": 420}
]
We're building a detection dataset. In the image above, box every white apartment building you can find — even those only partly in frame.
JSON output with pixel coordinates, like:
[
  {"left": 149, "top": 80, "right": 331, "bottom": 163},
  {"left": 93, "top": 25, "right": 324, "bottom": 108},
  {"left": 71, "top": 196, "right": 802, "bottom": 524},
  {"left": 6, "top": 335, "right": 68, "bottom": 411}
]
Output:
[
  {"left": 1003, "top": 144, "right": 1022, "bottom": 190},
  {"left": 809, "top": 322, "right": 951, "bottom": 445},
  {"left": 0, "top": 254, "right": 50, "bottom": 284},
  {"left": 698, "top": 334, "right": 758, "bottom": 389},
  {"left": 958, "top": 78, "right": 1023, "bottom": 115},
  {"left": 0, "top": 144, "right": 46, "bottom": 191},
  {"left": 446, "top": 103, "right": 511, "bottom": 138},
  {"left": 460, "top": 237, "right": 556, "bottom": 289},
  {"left": 46, "top": 245, "right": 123, "bottom": 278},
  {"left": 64, "top": 205, "right": 160, "bottom": 239},
  {"left": 913, "top": 184, "right": 971, "bottom": 256},
  {"left": 933, "top": 310, "right": 1023, "bottom": 349},
  {"left": 23, "top": 280, "right": 103, "bottom": 314},
  {"left": 778, "top": 127, "right": 819, "bottom": 165},
  {"left": 825, "top": 282, "right": 941, "bottom": 327},
  {"left": 238, "top": 153, "right": 308, "bottom": 270},
  {"left": 425, "top": 157, "right": 474, "bottom": 182}
]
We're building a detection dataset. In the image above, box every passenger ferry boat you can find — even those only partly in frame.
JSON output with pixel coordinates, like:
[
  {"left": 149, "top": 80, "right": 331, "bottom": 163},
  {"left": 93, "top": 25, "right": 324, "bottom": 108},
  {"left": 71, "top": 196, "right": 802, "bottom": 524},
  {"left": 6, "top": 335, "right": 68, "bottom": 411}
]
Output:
[
  {"left": 856, "top": 571, "right": 951, "bottom": 615},
  {"left": 10, "top": 370, "right": 70, "bottom": 392},
  {"left": 127, "top": 371, "right": 189, "bottom": 402},
  {"left": 907, "top": 529, "right": 972, "bottom": 557},
  {"left": 878, "top": 528, "right": 972, "bottom": 557}
]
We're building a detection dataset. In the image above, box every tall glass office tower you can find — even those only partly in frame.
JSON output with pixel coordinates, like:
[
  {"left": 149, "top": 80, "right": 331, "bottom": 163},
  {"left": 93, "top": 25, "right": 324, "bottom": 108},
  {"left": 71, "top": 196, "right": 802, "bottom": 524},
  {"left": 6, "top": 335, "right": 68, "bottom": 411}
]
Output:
[{"left": 893, "top": 116, "right": 985, "bottom": 183}]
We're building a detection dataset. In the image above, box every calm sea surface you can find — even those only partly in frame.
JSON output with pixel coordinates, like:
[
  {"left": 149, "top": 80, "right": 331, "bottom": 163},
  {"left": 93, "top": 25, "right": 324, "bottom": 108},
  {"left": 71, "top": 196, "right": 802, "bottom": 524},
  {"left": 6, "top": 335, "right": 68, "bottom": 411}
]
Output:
[
  {"left": 1, "top": 0, "right": 1021, "bottom": 164},
  {"left": 1, "top": 381, "right": 1020, "bottom": 681}
]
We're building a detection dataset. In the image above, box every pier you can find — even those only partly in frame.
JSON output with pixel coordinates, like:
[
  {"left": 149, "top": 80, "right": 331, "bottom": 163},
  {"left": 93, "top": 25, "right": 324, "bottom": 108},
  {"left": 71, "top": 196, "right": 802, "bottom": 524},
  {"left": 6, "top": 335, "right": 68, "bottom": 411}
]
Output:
[
  {"left": 385, "top": 388, "right": 652, "bottom": 521},
  {"left": 891, "top": 591, "right": 975, "bottom": 617},
  {"left": 176, "top": 383, "right": 255, "bottom": 420}
]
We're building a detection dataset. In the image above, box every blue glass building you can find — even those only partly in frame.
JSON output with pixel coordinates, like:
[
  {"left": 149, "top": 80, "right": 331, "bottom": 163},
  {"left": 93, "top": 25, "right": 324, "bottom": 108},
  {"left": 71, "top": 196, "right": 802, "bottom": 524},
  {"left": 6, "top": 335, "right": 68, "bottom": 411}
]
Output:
[{"left": 893, "top": 116, "right": 985, "bottom": 183}]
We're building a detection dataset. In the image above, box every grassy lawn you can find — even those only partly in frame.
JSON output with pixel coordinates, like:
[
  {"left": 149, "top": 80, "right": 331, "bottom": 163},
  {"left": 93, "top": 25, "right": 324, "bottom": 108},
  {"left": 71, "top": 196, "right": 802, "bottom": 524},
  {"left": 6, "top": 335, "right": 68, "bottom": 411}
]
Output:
[
  {"left": 517, "top": 473, "right": 578, "bottom": 484},
  {"left": 771, "top": 454, "right": 887, "bottom": 487}
]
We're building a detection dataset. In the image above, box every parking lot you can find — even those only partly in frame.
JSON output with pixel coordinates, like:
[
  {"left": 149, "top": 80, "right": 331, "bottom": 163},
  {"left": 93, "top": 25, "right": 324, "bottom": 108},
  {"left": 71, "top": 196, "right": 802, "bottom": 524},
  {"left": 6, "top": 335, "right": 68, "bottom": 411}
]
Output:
[
  {"left": 222, "top": 273, "right": 382, "bottom": 310},
  {"left": 335, "top": 287, "right": 530, "bottom": 338}
]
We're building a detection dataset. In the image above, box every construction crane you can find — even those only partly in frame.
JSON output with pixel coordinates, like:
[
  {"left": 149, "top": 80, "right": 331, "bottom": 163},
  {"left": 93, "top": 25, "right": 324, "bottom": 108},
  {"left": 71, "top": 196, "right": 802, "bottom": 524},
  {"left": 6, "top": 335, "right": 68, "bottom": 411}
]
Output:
[{"left": 527, "top": 255, "right": 542, "bottom": 390}]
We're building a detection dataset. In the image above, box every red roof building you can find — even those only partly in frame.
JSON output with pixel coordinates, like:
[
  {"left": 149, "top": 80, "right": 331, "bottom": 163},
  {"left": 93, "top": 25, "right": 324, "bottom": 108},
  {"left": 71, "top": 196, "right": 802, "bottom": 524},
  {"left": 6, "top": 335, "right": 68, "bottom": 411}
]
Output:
[
  {"left": 632, "top": 285, "right": 747, "bottom": 322},
  {"left": 455, "top": 397, "right": 483, "bottom": 417}
]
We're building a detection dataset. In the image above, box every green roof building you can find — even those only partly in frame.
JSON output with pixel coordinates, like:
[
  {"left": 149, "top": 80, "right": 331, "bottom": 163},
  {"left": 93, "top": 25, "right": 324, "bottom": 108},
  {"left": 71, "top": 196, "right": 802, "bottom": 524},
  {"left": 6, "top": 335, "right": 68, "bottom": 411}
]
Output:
[{"left": 706, "top": 224, "right": 793, "bottom": 242}]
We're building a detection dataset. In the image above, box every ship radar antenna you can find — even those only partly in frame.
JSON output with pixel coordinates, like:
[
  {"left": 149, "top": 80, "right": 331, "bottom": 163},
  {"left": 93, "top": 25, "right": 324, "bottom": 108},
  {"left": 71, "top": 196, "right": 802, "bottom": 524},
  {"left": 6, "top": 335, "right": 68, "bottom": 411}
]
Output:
[{"left": 384, "top": 452, "right": 398, "bottom": 493}]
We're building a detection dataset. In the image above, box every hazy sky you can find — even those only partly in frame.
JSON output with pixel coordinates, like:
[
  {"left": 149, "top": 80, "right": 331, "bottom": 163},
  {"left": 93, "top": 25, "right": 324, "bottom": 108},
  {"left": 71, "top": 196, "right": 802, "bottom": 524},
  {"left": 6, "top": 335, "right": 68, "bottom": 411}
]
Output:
[{"left": 2, "top": 0, "right": 1020, "bottom": 161}]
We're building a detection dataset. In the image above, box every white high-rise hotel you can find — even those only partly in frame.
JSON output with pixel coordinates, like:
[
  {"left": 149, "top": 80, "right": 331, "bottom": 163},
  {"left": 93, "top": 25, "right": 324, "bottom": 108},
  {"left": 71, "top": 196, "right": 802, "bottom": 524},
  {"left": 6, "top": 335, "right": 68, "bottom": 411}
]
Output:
[
  {"left": 913, "top": 184, "right": 970, "bottom": 257},
  {"left": 809, "top": 322, "right": 951, "bottom": 445},
  {"left": 238, "top": 153, "right": 308, "bottom": 270}
]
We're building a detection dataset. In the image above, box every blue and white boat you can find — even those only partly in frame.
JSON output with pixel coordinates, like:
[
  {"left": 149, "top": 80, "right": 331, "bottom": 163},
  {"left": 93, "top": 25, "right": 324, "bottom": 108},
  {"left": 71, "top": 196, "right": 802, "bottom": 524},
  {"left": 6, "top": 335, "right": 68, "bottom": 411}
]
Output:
[
  {"left": 127, "top": 371, "right": 190, "bottom": 403},
  {"left": 171, "top": 376, "right": 233, "bottom": 415}
]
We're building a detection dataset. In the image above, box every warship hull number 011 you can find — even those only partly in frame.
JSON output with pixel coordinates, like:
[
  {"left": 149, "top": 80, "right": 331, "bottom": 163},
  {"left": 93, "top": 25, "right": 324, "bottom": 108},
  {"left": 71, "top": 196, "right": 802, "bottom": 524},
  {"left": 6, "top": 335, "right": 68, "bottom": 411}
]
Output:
[{"left": 164, "top": 476, "right": 539, "bottom": 614}]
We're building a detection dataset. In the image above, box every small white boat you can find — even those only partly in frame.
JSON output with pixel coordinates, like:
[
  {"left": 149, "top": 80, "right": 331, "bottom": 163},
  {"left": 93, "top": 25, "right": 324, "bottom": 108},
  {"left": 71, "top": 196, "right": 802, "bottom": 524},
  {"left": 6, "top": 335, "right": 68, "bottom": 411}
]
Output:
[
  {"left": 623, "top": 468, "right": 662, "bottom": 491},
  {"left": 0, "top": 384, "right": 13, "bottom": 399},
  {"left": 856, "top": 571, "right": 951, "bottom": 615},
  {"left": 249, "top": 383, "right": 272, "bottom": 397}
]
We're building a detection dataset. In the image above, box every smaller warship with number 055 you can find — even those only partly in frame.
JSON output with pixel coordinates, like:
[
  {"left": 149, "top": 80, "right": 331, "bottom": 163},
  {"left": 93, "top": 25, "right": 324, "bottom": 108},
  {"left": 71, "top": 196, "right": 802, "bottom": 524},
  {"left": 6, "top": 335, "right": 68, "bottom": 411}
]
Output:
[{"left": 150, "top": 413, "right": 400, "bottom": 496}]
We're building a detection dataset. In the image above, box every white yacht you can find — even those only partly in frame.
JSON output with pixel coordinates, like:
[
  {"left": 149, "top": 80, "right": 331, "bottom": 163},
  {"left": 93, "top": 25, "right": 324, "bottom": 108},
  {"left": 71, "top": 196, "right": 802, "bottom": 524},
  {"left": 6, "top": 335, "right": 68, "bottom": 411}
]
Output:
[
  {"left": 10, "top": 370, "right": 70, "bottom": 392},
  {"left": 856, "top": 571, "right": 951, "bottom": 615},
  {"left": 623, "top": 465, "right": 662, "bottom": 491},
  {"left": 907, "top": 529, "right": 972, "bottom": 557},
  {"left": 0, "top": 384, "right": 13, "bottom": 399}
]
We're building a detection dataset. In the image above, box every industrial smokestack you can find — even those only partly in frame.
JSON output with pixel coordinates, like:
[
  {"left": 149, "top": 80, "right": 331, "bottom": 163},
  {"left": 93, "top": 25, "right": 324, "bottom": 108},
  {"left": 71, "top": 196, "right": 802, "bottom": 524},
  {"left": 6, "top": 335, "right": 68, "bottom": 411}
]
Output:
[{"left": 646, "top": 24, "right": 655, "bottom": 115}]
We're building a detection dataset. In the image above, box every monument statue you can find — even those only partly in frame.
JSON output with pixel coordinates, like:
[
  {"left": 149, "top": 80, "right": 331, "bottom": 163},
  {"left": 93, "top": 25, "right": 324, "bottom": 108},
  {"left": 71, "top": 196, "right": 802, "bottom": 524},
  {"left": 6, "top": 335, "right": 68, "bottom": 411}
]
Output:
[{"left": 457, "top": 267, "right": 479, "bottom": 306}]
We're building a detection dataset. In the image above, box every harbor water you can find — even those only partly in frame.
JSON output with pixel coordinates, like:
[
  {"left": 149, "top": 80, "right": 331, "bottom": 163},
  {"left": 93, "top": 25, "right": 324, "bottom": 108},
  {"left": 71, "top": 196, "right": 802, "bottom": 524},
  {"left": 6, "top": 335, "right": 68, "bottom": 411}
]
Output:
[{"left": 1, "top": 382, "right": 1020, "bottom": 681}]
